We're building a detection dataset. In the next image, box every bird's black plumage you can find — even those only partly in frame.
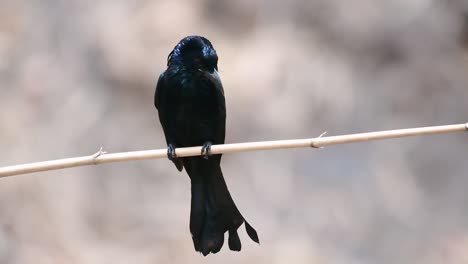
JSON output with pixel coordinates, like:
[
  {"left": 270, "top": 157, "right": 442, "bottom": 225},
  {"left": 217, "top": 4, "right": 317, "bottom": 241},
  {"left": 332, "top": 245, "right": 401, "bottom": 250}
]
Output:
[{"left": 154, "top": 36, "right": 259, "bottom": 256}]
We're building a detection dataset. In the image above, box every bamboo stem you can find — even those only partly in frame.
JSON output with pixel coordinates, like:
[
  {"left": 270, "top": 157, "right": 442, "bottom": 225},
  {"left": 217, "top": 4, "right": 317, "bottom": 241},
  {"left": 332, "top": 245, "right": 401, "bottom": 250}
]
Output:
[{"left": 0, "top": 123, "right": 466, "bottom": 178}]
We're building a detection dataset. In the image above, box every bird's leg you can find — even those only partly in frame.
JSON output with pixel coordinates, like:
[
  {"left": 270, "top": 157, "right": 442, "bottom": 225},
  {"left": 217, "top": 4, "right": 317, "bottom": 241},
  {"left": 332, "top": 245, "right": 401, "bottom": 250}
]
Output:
[
  {"left": 167, "top": 143, "right": 177, "bottom": 161},
  {"left": 201, "top": 141, "right": 212, "bottom": 160}
]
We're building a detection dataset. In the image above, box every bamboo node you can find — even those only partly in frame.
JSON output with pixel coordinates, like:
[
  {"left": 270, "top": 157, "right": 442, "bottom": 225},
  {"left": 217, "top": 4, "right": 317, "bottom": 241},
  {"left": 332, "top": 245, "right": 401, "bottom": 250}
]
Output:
[
  {"left": 310, "top": 131, "right": 327, "bottom": 149},
  {"left": 310, "top": 141, "right": 320, "bottom": 148},
  {"left": 92, "top": 147, "right": 106, "bottom": 164}
]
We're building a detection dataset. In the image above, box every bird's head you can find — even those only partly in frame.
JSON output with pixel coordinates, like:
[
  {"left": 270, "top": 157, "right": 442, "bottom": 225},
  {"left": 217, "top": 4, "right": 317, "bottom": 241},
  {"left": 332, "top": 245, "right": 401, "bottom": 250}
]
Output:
[{"left": 167, "top": 36, "right": 219, "bottom": 75}]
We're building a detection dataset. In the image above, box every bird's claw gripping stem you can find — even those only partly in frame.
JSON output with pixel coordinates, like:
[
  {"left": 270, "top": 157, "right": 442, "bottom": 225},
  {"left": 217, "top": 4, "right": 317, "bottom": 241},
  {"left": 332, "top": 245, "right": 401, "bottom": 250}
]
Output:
[
  {"left": 201, "top": 142, "right": 212, "bottom": 160},
  {"left": 167, "top": 144, "right": 177, "bottom": 161}
]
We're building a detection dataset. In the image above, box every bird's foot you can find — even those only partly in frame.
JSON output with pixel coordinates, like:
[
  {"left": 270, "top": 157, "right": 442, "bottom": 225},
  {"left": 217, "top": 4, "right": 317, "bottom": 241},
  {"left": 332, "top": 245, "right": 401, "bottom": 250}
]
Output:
[
  {"left": 167, "top": 144, "right": 177, "bottom": 161},
  {"left": 201, "top": 141, "right": 212, "bottom": 160}
]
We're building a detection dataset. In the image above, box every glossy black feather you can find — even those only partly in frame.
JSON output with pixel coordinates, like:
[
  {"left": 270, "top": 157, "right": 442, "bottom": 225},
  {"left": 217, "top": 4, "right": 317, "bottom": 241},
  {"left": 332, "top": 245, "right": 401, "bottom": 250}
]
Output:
[{"left": 154, "top": 36, "right": 259, "bottom": 256}]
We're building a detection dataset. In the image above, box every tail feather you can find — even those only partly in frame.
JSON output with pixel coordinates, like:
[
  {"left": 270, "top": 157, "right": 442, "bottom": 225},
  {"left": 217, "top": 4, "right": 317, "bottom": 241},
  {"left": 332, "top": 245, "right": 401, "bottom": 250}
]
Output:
[
  {"left": 190, "top": 182, "right": 205, "bottom": 252},
  {"left": 201, "top": 227, "right": 224, "bottom": 256},
  {"left": 186, "top": 157, "right": 259, "bottom": 255},
  {"left": 228, "top": 229, "right": 241, "bottom": 251},
  {"left": 245, "top": 221, "right": 260, "bottom": 244}
]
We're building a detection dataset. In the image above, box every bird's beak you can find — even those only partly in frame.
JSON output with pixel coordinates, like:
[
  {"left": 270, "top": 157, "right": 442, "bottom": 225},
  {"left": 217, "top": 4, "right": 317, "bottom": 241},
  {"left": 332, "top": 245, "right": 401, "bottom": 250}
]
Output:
[
  {"left": 199, "top": 69, "right": 224, "bottom": 95},
  {"left": 199, "top": 68, "right": 219, "bottom": 82}
]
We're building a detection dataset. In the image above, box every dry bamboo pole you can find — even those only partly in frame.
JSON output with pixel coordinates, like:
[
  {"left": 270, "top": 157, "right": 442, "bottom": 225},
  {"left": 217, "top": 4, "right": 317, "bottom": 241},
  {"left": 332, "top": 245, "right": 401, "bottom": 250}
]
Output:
[{"left": 0, "top": 123, "right": 466, "bottom": 178}]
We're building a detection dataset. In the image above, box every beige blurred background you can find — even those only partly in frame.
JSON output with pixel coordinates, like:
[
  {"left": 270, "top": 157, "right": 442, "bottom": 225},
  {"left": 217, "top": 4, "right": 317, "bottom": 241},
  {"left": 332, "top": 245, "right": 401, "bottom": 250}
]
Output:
[{"left": 1, "top": 0, "right": 468, "bottom": 263}]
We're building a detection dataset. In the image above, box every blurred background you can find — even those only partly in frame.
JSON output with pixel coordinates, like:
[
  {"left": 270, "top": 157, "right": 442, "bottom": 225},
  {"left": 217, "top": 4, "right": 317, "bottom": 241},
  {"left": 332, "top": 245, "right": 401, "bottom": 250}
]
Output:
[{"left": 0, "top": 0, "right": 468, "bottom": 263}]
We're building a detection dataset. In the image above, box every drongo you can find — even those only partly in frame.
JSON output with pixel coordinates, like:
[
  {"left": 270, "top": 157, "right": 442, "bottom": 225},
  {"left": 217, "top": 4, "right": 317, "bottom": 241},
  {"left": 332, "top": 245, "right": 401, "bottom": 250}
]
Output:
[{"left": 154, "top": 36, "right": 259, "bottom": 256}]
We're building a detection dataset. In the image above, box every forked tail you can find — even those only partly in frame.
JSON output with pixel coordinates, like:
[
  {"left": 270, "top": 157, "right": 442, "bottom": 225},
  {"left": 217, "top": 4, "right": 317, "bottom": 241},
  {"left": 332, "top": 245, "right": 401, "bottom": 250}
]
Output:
[{"left": 187, "top": 159, "right": 259, "bottom": 256}]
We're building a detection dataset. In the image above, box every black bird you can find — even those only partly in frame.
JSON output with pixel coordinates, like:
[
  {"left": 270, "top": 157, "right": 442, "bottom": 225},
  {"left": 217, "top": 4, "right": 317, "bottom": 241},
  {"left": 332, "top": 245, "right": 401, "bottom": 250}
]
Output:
[{"left": 154, "top": 36, "right": 259, "bottom": 256}]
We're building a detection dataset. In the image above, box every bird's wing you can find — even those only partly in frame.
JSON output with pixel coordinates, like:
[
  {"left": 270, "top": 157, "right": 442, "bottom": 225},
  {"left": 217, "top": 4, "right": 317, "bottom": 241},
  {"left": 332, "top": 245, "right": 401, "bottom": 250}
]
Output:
[
  {"left": 154, "top": 73, "right": 165, "bottom": 110},
  {"left": 206, "top": 70, "right": 226, "bottom": 145},
  {"left": 154, "top": 72, "right": 184, "bottom": 172}
]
